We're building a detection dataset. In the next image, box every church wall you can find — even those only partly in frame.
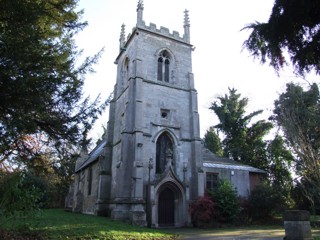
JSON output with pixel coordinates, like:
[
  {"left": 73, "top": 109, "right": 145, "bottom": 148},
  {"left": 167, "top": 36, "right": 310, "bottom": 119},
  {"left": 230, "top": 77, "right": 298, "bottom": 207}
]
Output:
[
  {"left": 142, "top": 83, "right": 193, "bottom": 138},
  {"left": 124, "top": 30, "right": 193, "bottom": 89},
  {"left": 204, "top": 167, "right": 251, "bottom": 198},
  {"left": 230, "top": 170, "right": 250, "bottom": 198},
  {"left": 72, "top": 162, "right": 100, "bottom": 215}
]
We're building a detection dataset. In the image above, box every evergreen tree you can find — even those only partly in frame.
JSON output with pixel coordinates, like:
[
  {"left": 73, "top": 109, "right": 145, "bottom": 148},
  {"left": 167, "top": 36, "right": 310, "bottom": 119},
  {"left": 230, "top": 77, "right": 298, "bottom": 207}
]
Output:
[
  {"left": 203, "top": 127, "right": 223, "bottom": 157},
  {"left": 242, "top": 0, "right": 320, "bottom": 76},
  {"left": 0, "top": 0, "right": 107, "bottom": 163},
  {"left": 210, "top": 88, "right": 273, "bottom": 169}
]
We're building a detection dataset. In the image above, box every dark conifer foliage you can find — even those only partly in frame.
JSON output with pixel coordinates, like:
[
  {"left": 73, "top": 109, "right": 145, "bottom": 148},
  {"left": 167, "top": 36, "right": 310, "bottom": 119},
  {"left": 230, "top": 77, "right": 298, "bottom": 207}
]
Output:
[
  {"left": 243, "top": 0, "right": 320, "bottom": 76},
  {"left": 0, "top": 0, "right": 106, "bottom": 162}
]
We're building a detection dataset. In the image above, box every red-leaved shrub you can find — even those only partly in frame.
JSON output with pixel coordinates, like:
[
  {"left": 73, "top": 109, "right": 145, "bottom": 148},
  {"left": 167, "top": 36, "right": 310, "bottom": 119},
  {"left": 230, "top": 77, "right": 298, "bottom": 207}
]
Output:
[{"left": 189, "top": 193, "right": 214, "bottom": 227}]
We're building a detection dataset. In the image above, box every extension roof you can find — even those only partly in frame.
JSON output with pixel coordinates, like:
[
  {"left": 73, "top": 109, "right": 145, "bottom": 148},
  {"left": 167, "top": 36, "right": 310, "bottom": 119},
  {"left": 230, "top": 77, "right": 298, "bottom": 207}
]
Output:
[
  {"left": 75, "top": 139, "right": 107, "bottom": 172},
  {"left": 202, "top": 147, "right": 266, "bottom": 173}
]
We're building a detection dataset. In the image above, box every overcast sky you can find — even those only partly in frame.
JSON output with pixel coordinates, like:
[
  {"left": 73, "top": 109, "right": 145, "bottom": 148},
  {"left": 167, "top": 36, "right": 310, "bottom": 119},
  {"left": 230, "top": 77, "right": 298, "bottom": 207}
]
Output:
[{"left": 75, "top": 0, "right": 311, "bottom": 142}]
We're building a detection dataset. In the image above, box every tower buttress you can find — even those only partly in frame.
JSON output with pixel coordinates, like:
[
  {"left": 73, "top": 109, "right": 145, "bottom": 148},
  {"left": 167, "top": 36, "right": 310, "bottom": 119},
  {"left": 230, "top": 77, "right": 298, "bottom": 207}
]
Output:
[
  {"left": 136, "top": 0, "right": 144, "bottom": 27},
  {"left": 183, "top": 9, "right": 190, "bottom": 43}
]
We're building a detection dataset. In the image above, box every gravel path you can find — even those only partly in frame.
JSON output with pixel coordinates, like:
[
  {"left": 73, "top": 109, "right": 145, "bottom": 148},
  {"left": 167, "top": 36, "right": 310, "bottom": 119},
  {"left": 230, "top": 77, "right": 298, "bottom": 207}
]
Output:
[{"left": 166, "top": 227, "right": 285, "bottom": 240}]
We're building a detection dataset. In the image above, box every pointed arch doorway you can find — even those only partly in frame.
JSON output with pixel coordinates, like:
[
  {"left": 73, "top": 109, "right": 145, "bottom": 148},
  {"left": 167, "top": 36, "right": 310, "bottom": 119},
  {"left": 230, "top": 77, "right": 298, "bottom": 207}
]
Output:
[{"left": 158, "top": 187, "right": 174, "bottom": 226}]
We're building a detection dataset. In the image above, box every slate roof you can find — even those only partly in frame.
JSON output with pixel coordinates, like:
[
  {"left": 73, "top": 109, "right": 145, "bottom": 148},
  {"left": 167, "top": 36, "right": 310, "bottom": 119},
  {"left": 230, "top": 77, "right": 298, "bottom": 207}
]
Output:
[
  {"left": 202, "top": 147, "right": 266, "bottom": 173},
  {"left": 75, "top": 139, "right": 107, "bottom": 172},
  {"left": 75, "top": 141, "right": 265, "bottom": 174}
]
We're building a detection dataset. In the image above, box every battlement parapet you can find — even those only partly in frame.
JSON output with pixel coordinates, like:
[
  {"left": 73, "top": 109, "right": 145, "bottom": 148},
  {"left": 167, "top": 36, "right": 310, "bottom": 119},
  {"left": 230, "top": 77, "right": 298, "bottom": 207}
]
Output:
[{"left": 134, "top": 21, "right": 187, "bottom": 43}]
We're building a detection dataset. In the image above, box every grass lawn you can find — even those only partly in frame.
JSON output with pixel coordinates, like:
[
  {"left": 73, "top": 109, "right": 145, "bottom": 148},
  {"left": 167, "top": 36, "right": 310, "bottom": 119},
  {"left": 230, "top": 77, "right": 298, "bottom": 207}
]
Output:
[
  {"left": 0, "top": 209, "right": 178, "bottom": 240},
  {"left": 1, "top": 209, "right": 319, "bottom": 239}
]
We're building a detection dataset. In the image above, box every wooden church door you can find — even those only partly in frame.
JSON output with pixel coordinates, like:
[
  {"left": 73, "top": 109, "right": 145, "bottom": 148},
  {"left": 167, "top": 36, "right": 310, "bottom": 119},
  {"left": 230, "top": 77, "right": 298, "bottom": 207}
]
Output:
[{"left": 158, "top": 187, "right": 175, "bottom": 226}]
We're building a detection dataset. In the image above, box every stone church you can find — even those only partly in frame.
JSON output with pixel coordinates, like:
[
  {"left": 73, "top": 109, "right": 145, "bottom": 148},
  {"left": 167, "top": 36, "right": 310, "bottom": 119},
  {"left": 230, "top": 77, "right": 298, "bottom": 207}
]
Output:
[{"left": 66, "top": 1, "right": 265, "bottom": 227}]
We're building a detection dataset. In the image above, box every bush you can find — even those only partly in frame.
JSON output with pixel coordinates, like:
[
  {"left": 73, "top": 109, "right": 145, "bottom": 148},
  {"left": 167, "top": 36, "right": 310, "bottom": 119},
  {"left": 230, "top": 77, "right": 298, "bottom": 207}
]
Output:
[
  {"left": 209, "top": 180, "right": 241, "bottom": 223},
  {"left": 189, "top": 193, "right": 214, "bottom": 227},
  {"left": 0, "top": 171, "right": 43, "bottom": 226},
  {"left": 247, "top": 184, "right": 283, "bottom": 221}
]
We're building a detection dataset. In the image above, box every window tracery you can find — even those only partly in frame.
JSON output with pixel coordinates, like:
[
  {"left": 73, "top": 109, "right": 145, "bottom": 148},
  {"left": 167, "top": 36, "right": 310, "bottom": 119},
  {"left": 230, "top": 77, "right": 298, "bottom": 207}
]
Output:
[{"left": 157, "top": 50, "right": 170, "bottom": 82}]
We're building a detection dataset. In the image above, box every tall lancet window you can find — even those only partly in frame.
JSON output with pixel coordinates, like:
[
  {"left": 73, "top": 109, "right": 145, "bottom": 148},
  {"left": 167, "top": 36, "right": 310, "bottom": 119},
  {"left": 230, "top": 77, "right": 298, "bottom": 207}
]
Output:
[
  {"left": 157, "top": 50, "right": 170, "bottom": 82},
  {"left": 123, "top": 57, "right": 129, "bottom": 82},
  {"left": 156, "top": 132, "right": 173, "bottom": 174}
]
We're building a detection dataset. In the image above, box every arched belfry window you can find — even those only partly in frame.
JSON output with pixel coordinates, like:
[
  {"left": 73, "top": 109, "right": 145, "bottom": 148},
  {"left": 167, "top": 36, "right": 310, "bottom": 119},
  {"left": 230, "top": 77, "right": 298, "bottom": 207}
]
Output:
[
  {"left": 157, "top": 50, "right": 170, "bottom": 82},
  {"left": 156, "top": 132, "right": 173, "bottom": 174}
]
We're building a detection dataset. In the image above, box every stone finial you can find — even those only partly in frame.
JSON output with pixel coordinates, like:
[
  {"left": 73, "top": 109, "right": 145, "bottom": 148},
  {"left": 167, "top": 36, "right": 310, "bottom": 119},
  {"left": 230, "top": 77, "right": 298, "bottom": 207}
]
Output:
[
  {"left": 137, "top": 0, "right": 144, "bottom": 26},
  {"left": 137, "top": 0, "right": 144, "bottom": 10},
  {"left": 183, "top": 9, "right": 190, "bottom": 27},
  {"left": 119, "top": 24, "right": 126, "bottom": 51},
  {"left": 183, "top": 9, "right": 190, "bottom": 43}
]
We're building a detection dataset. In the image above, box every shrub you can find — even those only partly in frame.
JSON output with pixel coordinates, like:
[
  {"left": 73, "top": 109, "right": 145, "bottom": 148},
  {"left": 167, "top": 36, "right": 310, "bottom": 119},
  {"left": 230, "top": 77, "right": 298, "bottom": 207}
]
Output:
[
  {"left": 189, "top": 193, "right": 214, "bottom": 227},
  {"left": 209, "top": 180, "right": 241, "bottom": 223},
  {"left": 0, "top": 171, "right": 43, "bottom": 227},
  {"left": 248, "top": 184, "right": 282, "bottom": 221}
]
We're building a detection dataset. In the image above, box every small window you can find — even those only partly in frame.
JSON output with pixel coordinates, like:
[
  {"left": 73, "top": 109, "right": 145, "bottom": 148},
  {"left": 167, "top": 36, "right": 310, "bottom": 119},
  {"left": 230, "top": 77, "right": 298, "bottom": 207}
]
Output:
[
  {"left": 77, "top": 175, "right": 81, "bottom": 191},
  {"left": 160, "top": 109, "right": 170, "bottom": 119},
  {"left": 206, "top": 172, "right": 218, "bottom": 192},
  {"left": 87, "top": 167, "right": 93, "bottom": 195}
]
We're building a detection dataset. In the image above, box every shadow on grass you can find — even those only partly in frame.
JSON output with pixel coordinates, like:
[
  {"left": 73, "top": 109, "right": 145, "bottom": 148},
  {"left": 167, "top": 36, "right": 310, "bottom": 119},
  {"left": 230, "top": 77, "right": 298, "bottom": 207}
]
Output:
[{"left": 1, "top": 209, "right": 178, "bottom": 240}]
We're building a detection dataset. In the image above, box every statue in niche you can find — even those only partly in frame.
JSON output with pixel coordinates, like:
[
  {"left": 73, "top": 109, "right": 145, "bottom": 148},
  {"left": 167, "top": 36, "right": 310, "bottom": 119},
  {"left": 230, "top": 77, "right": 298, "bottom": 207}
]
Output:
[
  {"left": 165, "top": 148, "right": 174, "bottom": 169},
  {"left": 156, "top": 133, "right": 173, "bottom": 174}
]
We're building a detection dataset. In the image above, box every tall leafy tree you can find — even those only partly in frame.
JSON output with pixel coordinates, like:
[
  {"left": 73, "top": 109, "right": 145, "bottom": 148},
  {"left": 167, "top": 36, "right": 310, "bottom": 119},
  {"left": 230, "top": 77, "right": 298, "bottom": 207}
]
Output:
[
  {"left": 210, "top": 88, "right": 273, "bottom": 169},
  {"left": 272, "top": 82, "right": 320, "bottom": 211},
  {"left": 0, "top": 0, "right": 106, "bottom": 164},
  {"left": 266, "top": 135, "right": 293, "bottom": 204},
  {"left": 242, "top": 0, "right": 320, "bottom": 76},
  {"left": 210, "top": 88, "right": 293, "bottom": 207},
  {"left": 203, "top": 127, "right": 223, "bottom": 157}
]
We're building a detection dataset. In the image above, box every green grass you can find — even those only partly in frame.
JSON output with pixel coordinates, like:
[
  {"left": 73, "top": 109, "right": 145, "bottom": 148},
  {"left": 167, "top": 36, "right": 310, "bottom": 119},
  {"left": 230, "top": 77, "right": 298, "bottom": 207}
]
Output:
[
  {"left": 0, "top": 209, "right": 178, "bottom": 240},
  {"left": 1, "top": 209, "right": 319, "bottom": 239}
]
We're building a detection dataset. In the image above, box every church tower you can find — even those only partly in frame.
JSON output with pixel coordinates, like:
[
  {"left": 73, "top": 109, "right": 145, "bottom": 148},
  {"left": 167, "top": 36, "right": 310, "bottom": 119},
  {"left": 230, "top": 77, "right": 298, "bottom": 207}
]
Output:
[{"left": 104, "top": 1, "right": 204, "bottom": 227}]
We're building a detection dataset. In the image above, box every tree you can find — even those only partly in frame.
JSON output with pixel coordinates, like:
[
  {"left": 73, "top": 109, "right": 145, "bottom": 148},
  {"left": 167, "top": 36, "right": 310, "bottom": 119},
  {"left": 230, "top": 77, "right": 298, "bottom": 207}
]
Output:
[
  {"left": 292, "top": 179, "right": 320, "bottom": 214},
  {"left": 266, "top": 135, "right": 294, "bottom": 206},
  {"left": 203, "top": 127, "right": 223, "bottom": 157},
  {"left": 209, "top": 88, "right": 295, "bottom": 200},
  {"left": 242, "top": 0, "right": 320, "bottom": 76},
  {"left": 0, "top": 0, "right": 107, "bottom": 164},
  {"left": 210, "top": 88, "right": 273, "bottom": 169},
  {"left": 266, "top": 135, "right": 293, "bottom": 190},
  {"left": 272, "top": 82, "right": 320, "bottom": 212}
]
